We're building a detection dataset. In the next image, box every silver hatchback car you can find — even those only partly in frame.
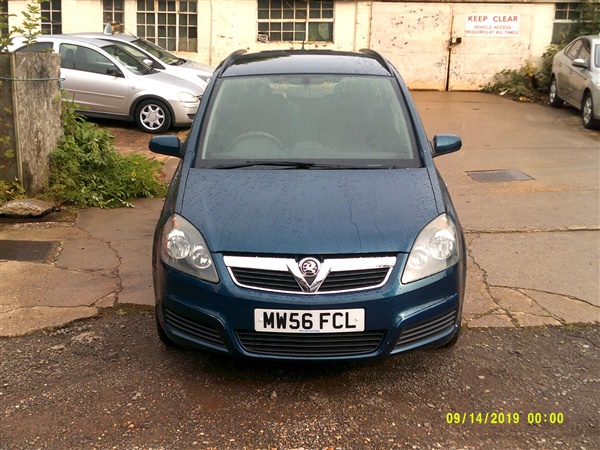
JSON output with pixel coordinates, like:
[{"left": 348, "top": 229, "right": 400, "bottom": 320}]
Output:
[
  {"left": 550, "top": 35, "right": 600, "bottom": 130},
  {"left": 68, "top": 31, "right": 214, "bottom": 93},
  {"left": 11, "top": 35, "right": 203, "bottom": 133}
]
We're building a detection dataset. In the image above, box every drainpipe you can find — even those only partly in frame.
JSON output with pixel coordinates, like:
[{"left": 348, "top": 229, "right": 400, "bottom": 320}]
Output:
[{"left": 209, "top": 0, "right": 214, "bottom": 66}]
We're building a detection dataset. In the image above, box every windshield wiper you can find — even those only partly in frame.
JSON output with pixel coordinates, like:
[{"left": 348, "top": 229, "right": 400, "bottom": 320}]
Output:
[{"left": 205, "top": 161, "right": 374, "bottom": 170}]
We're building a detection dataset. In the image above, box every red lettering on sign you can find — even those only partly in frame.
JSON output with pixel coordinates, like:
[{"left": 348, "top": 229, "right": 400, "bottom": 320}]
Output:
[
  {"left": 468, "top": 15, "right": 488, "bottom": 22},
  {"left": 493, "top": 15, "right": 518, "bottom": 22}
]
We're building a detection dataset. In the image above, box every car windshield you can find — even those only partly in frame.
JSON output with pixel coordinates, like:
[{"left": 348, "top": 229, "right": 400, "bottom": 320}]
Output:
[
  {"left": 196, "top": 75, "right": 420, "bottom": 169},
  {"left": 595, "top": 44, "right": 600, "bottom": 68},
  {"left": 102, "top": 43, "right": 153, "bottom": 74},
  {"left": 132, "top": 38, "right": 182, "bottom": 65}
]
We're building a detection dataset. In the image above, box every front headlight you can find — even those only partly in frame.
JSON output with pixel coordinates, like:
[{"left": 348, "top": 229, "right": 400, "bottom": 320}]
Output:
[
  {"left": 401, "top": 214, "right": 459, "bottom": 284},
  {"left": 178, "top": 92, "right": 200, "bottom": 104},
  {"left": 161, "top": 214, "right": 219, "bottom": 283}
]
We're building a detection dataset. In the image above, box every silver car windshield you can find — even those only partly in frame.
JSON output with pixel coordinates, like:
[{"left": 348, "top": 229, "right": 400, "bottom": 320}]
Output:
[
  {"left": 102, "top": 43, "right": 153, "bottom": 74},
  {"left": 595, "top": 44, "right": 600, "bottom": 68},
  {"left": 132, "top": 38, "right": 181, "bottom": 65},
  {"left": 196, "top": 75, "right": 420, "bottom": 168}
]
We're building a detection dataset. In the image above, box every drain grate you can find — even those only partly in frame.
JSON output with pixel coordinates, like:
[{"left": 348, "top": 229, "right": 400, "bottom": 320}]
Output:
[
  {"left": 466, "top": 169, "right": 533, "bottom": 183},
  {"left": 0, "top": 240, "right": 58, "bottom": 262}
]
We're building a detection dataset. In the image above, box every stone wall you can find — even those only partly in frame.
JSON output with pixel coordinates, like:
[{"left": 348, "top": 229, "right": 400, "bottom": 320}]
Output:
[{"left": 0, "top": 52, "right": 62, "bottom": 195}]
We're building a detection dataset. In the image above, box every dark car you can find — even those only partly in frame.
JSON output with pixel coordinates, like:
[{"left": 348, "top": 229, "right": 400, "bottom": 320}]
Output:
[{"left": 150, "top": 49, "right": 466, "bottom": 361}]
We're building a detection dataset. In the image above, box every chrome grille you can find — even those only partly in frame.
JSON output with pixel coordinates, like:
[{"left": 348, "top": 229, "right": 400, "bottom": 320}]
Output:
[
  {"left": 394, "top": 310, "right": 457, "bottom": 350},
  {"left": 224, "top": 255, "right": 396, "bottom": 294},
  {"left": 164, "top": 309, "right": 226, "bottom": 349},
  {"left": 236, "top": 330, "right": 385, "bottom": 357}
]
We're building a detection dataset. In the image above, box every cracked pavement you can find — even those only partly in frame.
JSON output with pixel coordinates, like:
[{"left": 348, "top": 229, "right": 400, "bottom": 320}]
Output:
[{"left": 0, "top": 92, "right": 598, "bottom": 336}]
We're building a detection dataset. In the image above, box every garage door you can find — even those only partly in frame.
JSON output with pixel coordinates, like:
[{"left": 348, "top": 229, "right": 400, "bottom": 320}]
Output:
[{"left": 370, "top": 2, "right": 536, "bottom": 91}]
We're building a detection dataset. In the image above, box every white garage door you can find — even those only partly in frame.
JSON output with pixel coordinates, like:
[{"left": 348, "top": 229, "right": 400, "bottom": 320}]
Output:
[{"left": 370, "top": 2, "right": 536, "bottom": 91}]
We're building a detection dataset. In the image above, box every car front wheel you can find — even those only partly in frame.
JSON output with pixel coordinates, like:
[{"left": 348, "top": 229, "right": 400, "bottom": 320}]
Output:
[
  {"left": 135, "top": 99, "right": 172, "bottom": 133},
  {"left": 549, "top": 77, "right": 563, "bottom": 107},
  {"left": 582, "top": 92, "right": 600, "bottom": 130}
]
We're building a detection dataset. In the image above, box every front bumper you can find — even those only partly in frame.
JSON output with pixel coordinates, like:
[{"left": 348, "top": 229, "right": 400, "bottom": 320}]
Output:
[
  {"left": 154, "top": 253, "right": 465, "bottom": 361},
  {"left": 170, "top": 100, "right": 199, "bottom": 127}
]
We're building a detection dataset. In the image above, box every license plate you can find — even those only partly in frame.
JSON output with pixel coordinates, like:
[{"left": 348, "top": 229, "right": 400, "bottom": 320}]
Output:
[{"left": 254, "top": 308, "right": 365, "bottom": 333}]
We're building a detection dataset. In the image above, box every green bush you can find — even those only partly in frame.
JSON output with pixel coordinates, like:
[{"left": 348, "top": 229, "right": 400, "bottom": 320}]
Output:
[
  {"left": 0, "top": 179, "right": 26, "bottom": 204},
  {"left": 43, "top": 97, "right": 167, "bottom": 208},
  {"left": 482, "top": 61, "right": 539, "bottom": 100}
]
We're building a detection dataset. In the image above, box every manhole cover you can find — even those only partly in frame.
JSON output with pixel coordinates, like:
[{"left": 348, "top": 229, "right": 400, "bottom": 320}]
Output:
[
  {"left": 0, "top": 240, "right": 58, "bottom": 262},
  {"left": 466, "top": 169, "right": 533, "bottom": 183}
]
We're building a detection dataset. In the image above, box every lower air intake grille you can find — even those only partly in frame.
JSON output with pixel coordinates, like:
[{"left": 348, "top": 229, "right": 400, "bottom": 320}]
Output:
[
  {"left": 395, "top": 310, "right": 457, "bottom": 350},
  {"left": 164, "top": 309, "right": 226, "bottom": 349},
  {"left": 236, "top": 330, "right": 385, "bottom": 357}
]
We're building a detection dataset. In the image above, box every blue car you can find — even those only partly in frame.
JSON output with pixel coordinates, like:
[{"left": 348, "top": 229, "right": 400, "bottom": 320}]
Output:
[{"left": 150, "top": 49, "right": 466, "bottom": 360}]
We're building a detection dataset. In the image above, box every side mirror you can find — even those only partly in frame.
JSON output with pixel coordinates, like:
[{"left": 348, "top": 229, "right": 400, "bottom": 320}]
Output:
[
  {"left": 106, "top": 66, "right": 123, "bottom": 77},
  {"left": 432, "top": 134, "right": 462, "bottom": 157},
  {"left": 149, "top": 135, "right": 183, "bottom": 158},
  {"left": 143, "top": 58, "right": 155, "bottom": 67},
  {"left": 572, "top": 58, "right": 589, "bottom": 69}
]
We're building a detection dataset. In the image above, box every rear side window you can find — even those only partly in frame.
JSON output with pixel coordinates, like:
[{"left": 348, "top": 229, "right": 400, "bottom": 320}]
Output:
[
  {"left": 197, "top": 75, "right": 420, "bottom": 167},
  {"left": 15, "top": 42, "right": 54, "bottom": 52}
]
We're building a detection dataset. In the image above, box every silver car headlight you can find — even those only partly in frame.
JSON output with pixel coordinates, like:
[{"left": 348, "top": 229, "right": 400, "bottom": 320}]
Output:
[
  {"left": 178, "top": 92, "right": 200, "bottom": 104},
  {"left": 401, "top": 213, "right": 459, "bottom": 284},
  {"left": 161, "top": 214, "right": 219, "bottom": 283}
]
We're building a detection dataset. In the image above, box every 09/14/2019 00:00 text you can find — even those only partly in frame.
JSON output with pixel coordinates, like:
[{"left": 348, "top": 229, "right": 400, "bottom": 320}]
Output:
[{"left": 446, "top": 412, "right": 565, "bottom": 425}]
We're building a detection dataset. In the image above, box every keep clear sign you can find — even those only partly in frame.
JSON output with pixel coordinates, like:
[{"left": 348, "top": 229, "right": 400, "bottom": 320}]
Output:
[{"left": 465, "top": 14, "right": 520, "bottom": 37}]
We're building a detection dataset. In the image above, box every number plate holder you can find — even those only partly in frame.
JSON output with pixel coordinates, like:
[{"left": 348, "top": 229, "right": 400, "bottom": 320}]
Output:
[{"left": 254, "top": 308, "right": 365, "bottom": 333}]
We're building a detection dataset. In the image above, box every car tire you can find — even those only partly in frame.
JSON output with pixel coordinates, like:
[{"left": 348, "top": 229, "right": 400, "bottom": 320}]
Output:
[
  {"left": 135, "top": 99, "right": 172, "bottom": 134},
  {"left": 155, "top": 311, "right": 181, "bottom": 348},
  {"left": 582, "top": 92, "right": 600, "bottom": 130},
  {"left": 548, "top": 77, "right": 563, "bottom": 107}
]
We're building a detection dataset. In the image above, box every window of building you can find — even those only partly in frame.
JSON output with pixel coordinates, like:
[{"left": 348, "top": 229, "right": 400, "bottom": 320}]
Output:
[
  {"left": 136, "top": 0, "right": 197, "bottom": 52},
  {"left": 103, "top": 0, "right": 124, "bottom": 28},
  {"left": 41, "top": 0, "right": 62, "bottom": 34},
  {"left": 257, "top": 0, "right": 334, "bottom": 43},
  {"left": 552, "top": 2, "right": 582, "bottom": 43},
  {"left": 1, "top": 1, "right": 8, "bottom": 37}
]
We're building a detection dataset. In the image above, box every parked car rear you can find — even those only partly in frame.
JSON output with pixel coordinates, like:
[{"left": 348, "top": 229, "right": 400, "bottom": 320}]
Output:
[
  {"left": 550, "top": 35, "right": 600, "bottom": 130},
  {"left": 11, "top": 35, "right": 203, "bottom": 133}
]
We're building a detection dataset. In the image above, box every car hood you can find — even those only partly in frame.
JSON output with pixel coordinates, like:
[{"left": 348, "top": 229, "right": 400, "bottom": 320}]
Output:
[
  {"left": 181, "top": 59, "right": 215, "bottom": 74},
  {"left": 178, "top": 168, "right": 440, "bottom": 255},
  {"left": 136, "top": 70, "right": 204, "bottom": 96}
]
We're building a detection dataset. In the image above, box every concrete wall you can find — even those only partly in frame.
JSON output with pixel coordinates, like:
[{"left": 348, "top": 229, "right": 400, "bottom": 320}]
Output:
[
  {"left": 371, "top": 2, "right": 554, "bottom": 90},
  {"left": 0, "top": 52, "right": 62, "bottom": 195},
  {"left": 200, "top": 0, "right": 361, "bottom": 66},
  {"left": 6, "top": 0, "right": 556, "bottom": 90}
]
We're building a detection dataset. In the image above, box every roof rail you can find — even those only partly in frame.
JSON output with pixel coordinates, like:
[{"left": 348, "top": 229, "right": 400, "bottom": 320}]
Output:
[
  {"left": 216, "top": 49, "right": 248, "bottom": 73},
  {"left": 359, "top": 48, "right": 392, "bottom": 74}
]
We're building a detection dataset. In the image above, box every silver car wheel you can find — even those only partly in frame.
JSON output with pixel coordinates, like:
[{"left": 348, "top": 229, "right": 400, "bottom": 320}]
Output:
[
  {"left": 135, "top": 99, "right": 172, "bottom": 133},
  {"left": 549, "top": 78, "right": 563, "bottom": 107},
  {"left": 141, "top": 104, "right": 166, "bottom": 130},
  {"left": 582, "top": 93, "right": 600, "bottom": 130}
]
